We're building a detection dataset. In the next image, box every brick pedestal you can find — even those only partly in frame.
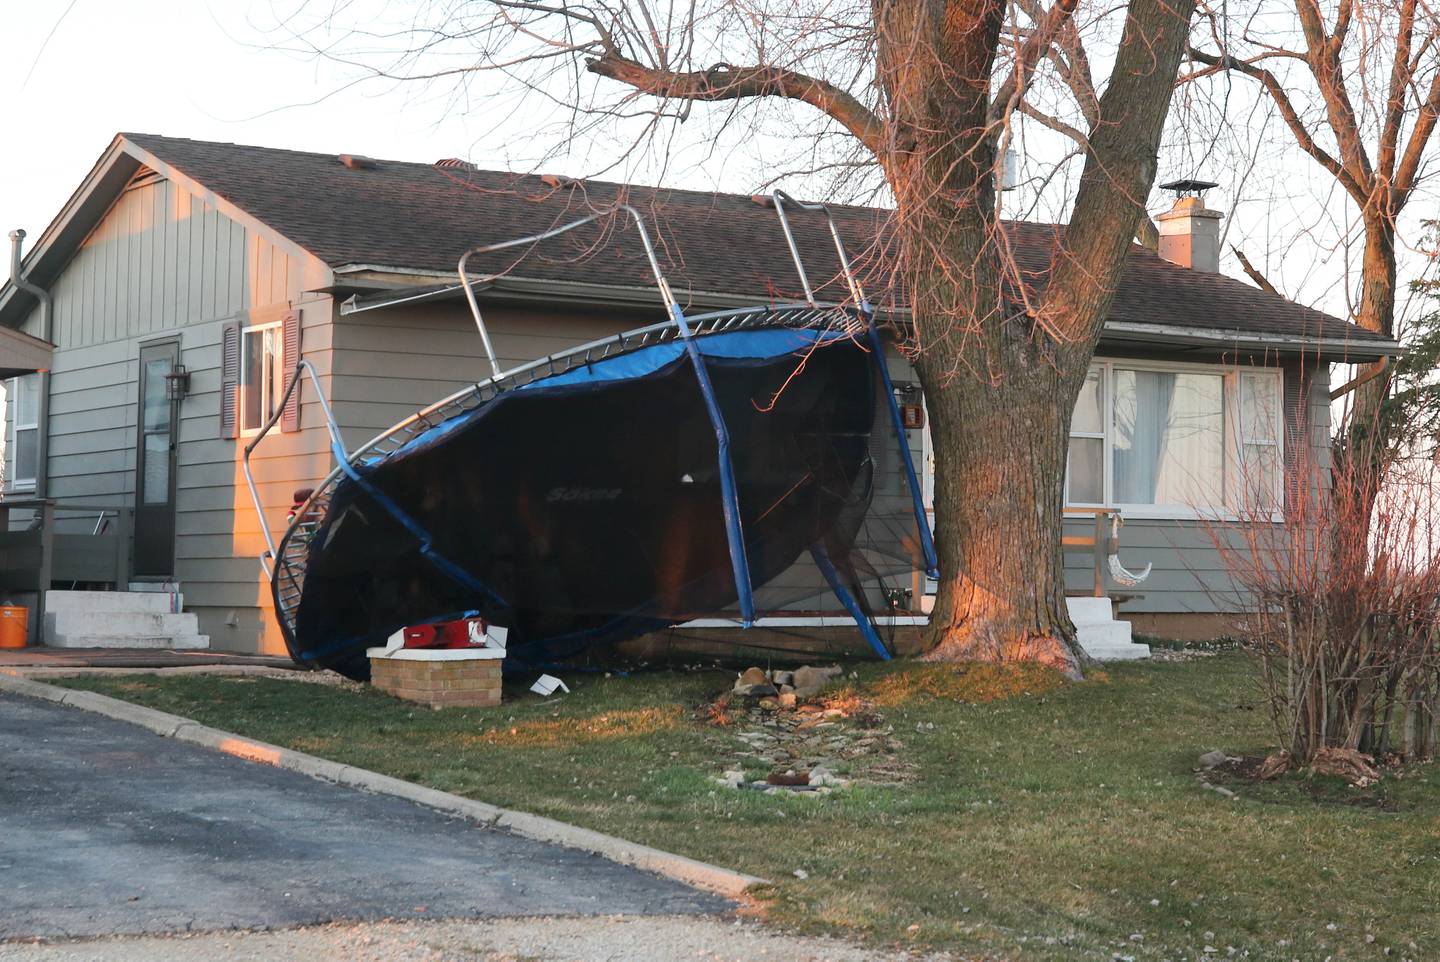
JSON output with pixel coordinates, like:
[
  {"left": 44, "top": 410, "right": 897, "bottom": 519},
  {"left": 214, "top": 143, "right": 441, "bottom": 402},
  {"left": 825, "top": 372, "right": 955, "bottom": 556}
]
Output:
[{"left": 366, "top": 646, "right": 504, "bottom": 709}]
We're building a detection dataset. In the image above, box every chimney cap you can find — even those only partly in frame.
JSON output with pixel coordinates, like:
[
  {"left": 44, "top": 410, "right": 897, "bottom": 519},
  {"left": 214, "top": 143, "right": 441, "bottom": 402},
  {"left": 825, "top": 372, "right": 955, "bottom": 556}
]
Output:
[{"left": 1159, "top": 178, "right": 1219, "bottom": 198}]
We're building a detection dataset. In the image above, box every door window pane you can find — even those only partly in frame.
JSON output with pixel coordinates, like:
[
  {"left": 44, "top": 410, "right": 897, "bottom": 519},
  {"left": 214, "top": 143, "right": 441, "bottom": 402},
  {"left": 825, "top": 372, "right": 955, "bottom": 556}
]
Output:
[
  {"left": 143, "top": 433, "right": 170, "bottom": 504},
  {"left": 1113, "top": 369, "right": 1224, "bottom": 507},
  {"left": 1067, "top": 437, "right": 1103, "bottom": 503},
  {"left": 140, "top": 356, "right": 173, "bottom": 505},
  {"left": 142, "top": 359, "right": 170, "bottom": 431}
]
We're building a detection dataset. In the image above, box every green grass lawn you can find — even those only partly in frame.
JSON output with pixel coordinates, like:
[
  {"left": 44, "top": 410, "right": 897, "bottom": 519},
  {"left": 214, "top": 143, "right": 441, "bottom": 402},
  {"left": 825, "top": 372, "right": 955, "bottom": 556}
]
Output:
[{"left": 56, "top": 655, "right": 1439, "bottom": 961}]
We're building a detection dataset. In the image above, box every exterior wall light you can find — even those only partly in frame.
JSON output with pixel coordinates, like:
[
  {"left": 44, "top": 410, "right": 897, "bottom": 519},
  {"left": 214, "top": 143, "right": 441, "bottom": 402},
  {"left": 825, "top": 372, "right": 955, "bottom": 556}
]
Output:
[{"left": 165, "top": 363, "right": 191, "bottom": 401}]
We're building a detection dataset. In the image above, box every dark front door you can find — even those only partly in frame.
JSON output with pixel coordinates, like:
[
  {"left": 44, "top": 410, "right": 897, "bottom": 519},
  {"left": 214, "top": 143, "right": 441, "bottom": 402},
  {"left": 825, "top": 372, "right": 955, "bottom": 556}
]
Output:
[{"left": 133, "top": 340, "right": 179, "bottom": 579}]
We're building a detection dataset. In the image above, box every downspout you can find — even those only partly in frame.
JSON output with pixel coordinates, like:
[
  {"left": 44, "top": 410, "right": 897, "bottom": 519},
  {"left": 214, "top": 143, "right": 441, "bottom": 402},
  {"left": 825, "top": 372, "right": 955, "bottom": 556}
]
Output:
[{"left": 8, "top": 230, "right": 51, "bottom": 498}]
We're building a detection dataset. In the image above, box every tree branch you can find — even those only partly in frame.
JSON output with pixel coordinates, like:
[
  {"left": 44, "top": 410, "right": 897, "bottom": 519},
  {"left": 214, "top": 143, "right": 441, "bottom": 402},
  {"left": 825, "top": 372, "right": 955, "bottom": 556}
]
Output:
[
  {"left": 1232, "top": 246, "right": 1280, "bottom": 294},
  {"left": 1393, "top": 68, "right": 1440, "bottom": 207},
  {"left": 988, "top": 0, "right": 1080, "bottom": 123},
  {"left": 585, "top": 54, "right": 887, "bottom": 159},
  {"left": 1188, "top": 45, "right": 1369, "bottom": 204}
]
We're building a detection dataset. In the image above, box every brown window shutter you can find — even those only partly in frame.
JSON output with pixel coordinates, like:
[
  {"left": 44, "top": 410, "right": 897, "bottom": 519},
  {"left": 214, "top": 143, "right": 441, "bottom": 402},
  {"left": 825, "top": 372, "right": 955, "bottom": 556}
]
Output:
[
  {"left": 220, "top": 319, "right": 241, "bottom": 439},
  {"left": 281, "top": 309, "right": 302, "bottom": 432}
]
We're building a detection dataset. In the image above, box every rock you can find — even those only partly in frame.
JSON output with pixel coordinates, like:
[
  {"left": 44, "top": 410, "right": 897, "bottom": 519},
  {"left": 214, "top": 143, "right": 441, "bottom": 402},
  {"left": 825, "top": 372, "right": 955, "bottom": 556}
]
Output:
[
  {"left": 735, "top": 667, "right": 780, "bottom": 699},
  {"left": 778, "top": 692, "right": 797, "bottom": 709},
  {"left": 758, "top": 698, "right": 779, "bottom": 711},
  {"left": 738, "top": 666, "right": 768, "bottom": 686},
  {"left": 1196, "top": 750, "right": 1230, "bottom": 770},
  {"left": 791, "top": 665, "right": 844, "bottom": 698},
  {"left": 736, "top": 682, "right": 779, "bottom": 698},
  {"left": 793, "top": 868, "right": 809, "bottom": 880},
  {"left": 771, "top": 670, "right": 795, "bottom": 687},
  {"left": 713, "top": 770, "right": 745, "bottom": 789}
]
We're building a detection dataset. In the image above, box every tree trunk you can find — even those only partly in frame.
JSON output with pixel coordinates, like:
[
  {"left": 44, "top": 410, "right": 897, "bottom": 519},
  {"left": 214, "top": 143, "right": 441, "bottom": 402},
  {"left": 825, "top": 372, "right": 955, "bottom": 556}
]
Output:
[
  {"left": 919, "top": 357, "right": 1086, "bottom": 675},
  {"left": 1334, "top": 214, "right": 1398, "bottom": 524},
  {"left": 1350, "top": 217, "right": 1398, "bottom": 426},
  {"left": 868, "top": 0, "right": 1193, "bottom": 676}
]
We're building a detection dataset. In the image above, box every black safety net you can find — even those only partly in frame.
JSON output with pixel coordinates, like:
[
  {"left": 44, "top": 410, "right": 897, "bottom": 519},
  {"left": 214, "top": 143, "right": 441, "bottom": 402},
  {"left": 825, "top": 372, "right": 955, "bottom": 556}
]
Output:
[{"left": 280, "top": 323, "right": 927, "bottom": 679}]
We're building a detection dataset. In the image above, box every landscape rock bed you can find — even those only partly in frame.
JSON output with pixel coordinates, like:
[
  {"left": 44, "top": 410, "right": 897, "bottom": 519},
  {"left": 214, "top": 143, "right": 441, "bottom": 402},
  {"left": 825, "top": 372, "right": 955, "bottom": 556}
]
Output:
[{"left": 705, "top": 667, "right": 914, "bottom": 793}]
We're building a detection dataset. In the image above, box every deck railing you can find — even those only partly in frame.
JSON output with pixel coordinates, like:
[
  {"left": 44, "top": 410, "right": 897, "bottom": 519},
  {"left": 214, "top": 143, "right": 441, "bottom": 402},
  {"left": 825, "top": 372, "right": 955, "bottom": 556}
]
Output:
[{"left": 0, "top": 498, "right": 132, "bottom": 643}]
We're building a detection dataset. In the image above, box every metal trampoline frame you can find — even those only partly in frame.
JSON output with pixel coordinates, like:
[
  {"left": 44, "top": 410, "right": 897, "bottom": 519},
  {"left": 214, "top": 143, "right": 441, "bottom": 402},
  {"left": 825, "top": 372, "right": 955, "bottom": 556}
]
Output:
[{"left": 244, "top": 197, "right": 937, "bottom": 659}]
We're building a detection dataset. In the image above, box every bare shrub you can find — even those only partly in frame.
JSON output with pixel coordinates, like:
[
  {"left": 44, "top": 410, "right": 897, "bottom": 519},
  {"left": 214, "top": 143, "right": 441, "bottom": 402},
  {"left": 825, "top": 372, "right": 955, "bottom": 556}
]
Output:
[{"left": 1216, "top": 427, "right": 1440, "bottom": 765}]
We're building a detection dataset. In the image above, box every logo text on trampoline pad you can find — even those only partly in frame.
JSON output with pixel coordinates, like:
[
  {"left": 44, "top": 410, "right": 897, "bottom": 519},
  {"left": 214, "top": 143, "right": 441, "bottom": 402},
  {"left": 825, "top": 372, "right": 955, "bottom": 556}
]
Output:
[{"left": 546, "top": 487, "right": 622, "bottom": 502}]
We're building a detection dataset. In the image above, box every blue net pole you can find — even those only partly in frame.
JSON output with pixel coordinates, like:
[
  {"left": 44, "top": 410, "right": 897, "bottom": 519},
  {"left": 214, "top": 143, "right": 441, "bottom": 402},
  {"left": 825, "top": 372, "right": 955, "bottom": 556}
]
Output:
[
  {"left": 669, "top": 305, "right": 756, "bottom": 626},
  {"left": 864, "top": 316, "right": 939, "bottom": 578},
  {"left": 809, "top": 542, "right": 891, "bottom": 660}
]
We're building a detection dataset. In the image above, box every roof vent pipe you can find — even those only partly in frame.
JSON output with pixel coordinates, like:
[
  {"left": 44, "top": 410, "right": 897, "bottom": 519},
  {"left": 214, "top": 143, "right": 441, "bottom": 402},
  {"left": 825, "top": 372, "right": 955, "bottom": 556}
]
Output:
[{"left": 8, "top": 228, "right": 52, "bottom": 498}]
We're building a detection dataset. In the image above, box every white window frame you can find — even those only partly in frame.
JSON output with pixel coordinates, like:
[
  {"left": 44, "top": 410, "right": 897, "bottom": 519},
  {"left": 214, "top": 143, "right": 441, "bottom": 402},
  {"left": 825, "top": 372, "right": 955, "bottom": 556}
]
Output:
[
  {"left": 1065, "top": 366, "right": 1107, "bottom": 507},
  {"left": 1066, "top": 357, "right": 1284, "bottom": 521},
  {"left": 10, "top": 376, "right": 38, "bottom": 491},
  {"left": 238, "top": 321, "right": 283, "bottom": 437}
]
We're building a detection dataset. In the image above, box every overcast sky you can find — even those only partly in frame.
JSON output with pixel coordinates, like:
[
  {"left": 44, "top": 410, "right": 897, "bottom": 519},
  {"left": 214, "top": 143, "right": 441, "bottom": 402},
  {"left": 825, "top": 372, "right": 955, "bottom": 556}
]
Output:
[{"left": 2, "top": 0, "right": 1433, "bottom": 333}]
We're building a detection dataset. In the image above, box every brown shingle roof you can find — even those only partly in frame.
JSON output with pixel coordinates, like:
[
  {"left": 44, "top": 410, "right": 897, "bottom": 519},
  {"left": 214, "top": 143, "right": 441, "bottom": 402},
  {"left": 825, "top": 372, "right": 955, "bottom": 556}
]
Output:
[{"left": 124, "top": 133, "right": 1387, "bottom": 347}]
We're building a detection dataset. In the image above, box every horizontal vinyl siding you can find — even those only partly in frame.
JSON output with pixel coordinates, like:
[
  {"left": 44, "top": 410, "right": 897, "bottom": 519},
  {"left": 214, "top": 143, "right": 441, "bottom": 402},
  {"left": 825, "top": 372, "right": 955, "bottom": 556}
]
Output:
[
  {"left": 6, "top": 173, "right": 334, "bottom": 654},
  {"left": 178, "top": 300, "right": 336, "bottom": 655},
  {"left": 330, "top": 301, "right": 655, "bottom": 444}
]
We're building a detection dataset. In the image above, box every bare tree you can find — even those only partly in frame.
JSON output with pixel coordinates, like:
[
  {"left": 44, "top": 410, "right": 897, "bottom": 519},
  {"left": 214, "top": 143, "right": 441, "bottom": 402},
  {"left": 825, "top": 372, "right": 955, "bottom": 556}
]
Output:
[
  {"left": 277, "top": 0, "right": 1198, "bottom": 674},
  {"left": 1183, "top": 0, "right": 1440, "bottom": 480}
]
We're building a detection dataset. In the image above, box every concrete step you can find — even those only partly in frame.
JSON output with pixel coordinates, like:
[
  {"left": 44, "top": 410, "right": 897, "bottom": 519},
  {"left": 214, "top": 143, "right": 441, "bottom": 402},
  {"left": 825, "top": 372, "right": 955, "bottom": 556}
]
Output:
[
  {"left": 127, "top": 581, "right": 181, "bottom": 593},
  {"left": 47, "top": 610, "right": 202, "bottom": 638},
  {"left": 47, "top": 633, "right": 210, "bottom": 650},
  {"left": 1068, "top": 597, "right": 1151, "bottom": 661},
  {"left": 46, "top": 590, "right": 182, "bottom": 615},
  {"left": 1081, "top": 642, "right": 1153, "bottom": 661},
  {"left": 1066, "top": 596, "right": 1116, "bottom": 626},
  {"left": 44, "top": 590, "right": 208, "bottom": 650}
]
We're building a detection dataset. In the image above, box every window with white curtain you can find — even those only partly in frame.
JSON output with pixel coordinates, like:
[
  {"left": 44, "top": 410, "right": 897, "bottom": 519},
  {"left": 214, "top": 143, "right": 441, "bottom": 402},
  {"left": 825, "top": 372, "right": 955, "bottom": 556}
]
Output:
[
  {"left": 10, "top": 376, "right": 39, "bottom": 490},
  {"left": 240, "top": 322, "right": 282, "bottom": 435},
  {"left": 1066, "top": 359, "right": 1283, "bottom": 516}
]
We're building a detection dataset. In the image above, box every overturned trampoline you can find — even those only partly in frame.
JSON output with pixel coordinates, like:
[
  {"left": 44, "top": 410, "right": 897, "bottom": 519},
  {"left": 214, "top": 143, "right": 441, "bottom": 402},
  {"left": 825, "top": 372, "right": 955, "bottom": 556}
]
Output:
[{"left": 245, "top": 195, "right": 938, "bottom": 680}]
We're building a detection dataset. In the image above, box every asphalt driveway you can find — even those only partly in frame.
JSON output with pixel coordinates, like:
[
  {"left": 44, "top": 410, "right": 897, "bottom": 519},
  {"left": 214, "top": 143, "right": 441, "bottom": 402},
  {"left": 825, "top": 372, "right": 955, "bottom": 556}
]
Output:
[{"left": 0, "top": 693, "right": 728, "bottom": 939}]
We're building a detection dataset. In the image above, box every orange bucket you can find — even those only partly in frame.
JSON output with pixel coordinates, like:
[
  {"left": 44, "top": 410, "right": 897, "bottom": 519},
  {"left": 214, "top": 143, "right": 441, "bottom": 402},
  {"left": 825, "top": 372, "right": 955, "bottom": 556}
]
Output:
[{"left": 0, "top": 605, "right": 29, "bottom": 649}]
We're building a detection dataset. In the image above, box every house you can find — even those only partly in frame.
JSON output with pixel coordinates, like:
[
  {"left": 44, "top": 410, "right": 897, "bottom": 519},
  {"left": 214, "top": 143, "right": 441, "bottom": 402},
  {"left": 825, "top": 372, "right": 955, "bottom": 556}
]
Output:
[{"left": 0, "top": 133, "right": 1400, "bottom": 655}]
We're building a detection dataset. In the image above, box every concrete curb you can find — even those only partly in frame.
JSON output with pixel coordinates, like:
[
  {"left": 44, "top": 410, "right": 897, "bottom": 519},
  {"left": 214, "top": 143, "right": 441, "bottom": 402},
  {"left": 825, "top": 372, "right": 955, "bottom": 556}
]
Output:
[{"left": 0, "top": 673, "right": 767, "bottom": 899}]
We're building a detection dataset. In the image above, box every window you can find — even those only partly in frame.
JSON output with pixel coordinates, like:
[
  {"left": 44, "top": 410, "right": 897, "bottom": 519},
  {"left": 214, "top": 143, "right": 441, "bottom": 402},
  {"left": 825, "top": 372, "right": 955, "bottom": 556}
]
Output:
[
  {"left": 240, "top": 322, "right": 282, "bottom": 435},
  {"left": 1238, "top": 372, "right": 1281, "bottom": 512},
  {"left": 1066, "top": 367, "right": 1105, "bottom": 504},
  {"left": 10, "top": 375, "right": 39, "bottom": 489},
  {"left": 1066, "top": 359, "right": 1283, "bottom": 516}
]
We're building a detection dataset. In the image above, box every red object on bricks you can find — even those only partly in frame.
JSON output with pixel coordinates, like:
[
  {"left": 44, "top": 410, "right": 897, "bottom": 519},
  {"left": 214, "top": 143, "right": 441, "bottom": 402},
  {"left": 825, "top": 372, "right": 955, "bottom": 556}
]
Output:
[{"left": 401, "top": 617, "right": 487, "bottom": 650}]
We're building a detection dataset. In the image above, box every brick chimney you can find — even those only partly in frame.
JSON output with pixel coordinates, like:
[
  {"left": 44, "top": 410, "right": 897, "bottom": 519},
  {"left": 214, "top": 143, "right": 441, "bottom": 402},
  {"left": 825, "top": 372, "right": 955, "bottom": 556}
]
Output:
[{"left": 1156, "top": 180, "right": 1222, "bottom": 273}]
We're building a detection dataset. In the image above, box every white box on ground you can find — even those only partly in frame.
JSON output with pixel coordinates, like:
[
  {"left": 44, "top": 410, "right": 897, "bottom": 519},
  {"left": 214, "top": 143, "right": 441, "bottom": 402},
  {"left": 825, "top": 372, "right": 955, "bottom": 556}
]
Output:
[{"left": 530, "top": 674, "right": 570, "bottom": 696}]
